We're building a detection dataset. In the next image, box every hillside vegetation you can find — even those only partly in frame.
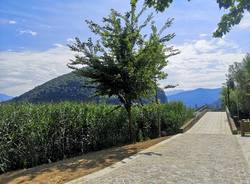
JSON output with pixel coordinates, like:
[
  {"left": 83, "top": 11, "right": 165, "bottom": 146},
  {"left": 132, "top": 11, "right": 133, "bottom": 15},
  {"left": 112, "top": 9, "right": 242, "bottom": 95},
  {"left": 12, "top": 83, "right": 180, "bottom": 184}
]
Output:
[{"left": 11, "top": 72, "right": 167, "bottom": 104}]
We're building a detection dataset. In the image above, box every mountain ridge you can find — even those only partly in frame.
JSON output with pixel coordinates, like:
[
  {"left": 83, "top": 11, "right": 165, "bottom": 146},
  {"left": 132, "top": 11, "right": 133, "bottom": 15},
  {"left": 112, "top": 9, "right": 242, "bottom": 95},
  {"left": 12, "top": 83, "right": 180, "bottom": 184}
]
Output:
[
  {"left": 11, "top": 72, "right": 167, "bottom": 104},
  {"left": 0, "top": 93, "right": 13, "bottom": 102},
  {"left": 167, "top": 88, "right": 221, "bottom": 108}
]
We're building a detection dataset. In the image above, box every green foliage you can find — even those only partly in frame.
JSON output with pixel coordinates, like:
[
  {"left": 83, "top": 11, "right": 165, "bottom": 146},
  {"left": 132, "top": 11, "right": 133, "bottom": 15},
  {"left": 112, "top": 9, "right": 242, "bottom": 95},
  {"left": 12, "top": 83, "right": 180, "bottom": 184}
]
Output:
[
  {"left": 144, "top": 0, "right": 250, "bottom": 37},
  {"left": 68, "top": 2, "right": 178, "bottom": 141},
  {"left": 213, "top": 0, "right": 250, "bottom": 37},
  {"left": 221, "top": 86, "right": 228, "bottom": 109},
  {"left": 0, "top": 102, "right": 193, "bottom": 173},
  {"left": 68, "top": 3, "right": 177, "bottom": 105},
  {"left": 222, "top": 53, "right": 250, "bottom": 118},
  {"left": 145, "top": 0, "right": 178, "bottom": 11}
]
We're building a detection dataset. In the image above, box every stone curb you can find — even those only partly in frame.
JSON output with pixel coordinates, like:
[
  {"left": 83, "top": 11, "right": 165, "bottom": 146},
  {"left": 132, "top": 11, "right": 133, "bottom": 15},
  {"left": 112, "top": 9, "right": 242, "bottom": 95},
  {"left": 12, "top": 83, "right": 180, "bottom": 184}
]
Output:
[
  {"left": 225, "top": 106, "right": 238, "bottom": 134},
  {"left": 180, "top": 109, "right": 208, "bottom": 133}
]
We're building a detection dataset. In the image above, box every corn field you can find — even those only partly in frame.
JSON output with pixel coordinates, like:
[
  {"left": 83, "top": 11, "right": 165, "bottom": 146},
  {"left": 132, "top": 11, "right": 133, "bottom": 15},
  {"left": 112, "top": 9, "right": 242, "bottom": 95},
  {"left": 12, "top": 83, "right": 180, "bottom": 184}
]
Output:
[{"left": 0, "top": 102, "right": 193, "bottom": 173}]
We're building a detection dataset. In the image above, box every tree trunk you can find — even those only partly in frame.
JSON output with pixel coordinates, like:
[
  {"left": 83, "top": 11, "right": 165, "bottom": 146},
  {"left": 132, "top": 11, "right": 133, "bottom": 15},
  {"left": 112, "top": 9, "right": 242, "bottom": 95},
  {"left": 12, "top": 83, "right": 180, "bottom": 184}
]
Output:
[
  {"left": 157, "top": 104, "right": 161, "bottom": 137},
  {"left": 236, "top": 93, "right": 240, "bottom": 120},
  {"left": 126, "top": 105, "right": 133, "bottom": 143},
  {"left": 155, "top": 85, "right": 161, "bottom": 137},
  {"left": 227, "top": 86, "right": 230, "bottom": 109}
]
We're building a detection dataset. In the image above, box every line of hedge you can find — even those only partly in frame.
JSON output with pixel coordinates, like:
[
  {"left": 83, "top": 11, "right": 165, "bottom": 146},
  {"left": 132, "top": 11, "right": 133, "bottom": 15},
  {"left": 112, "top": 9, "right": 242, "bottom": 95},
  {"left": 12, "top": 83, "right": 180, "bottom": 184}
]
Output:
[{"left": 0, "top": 102, "right": 193, "bottom": 173}]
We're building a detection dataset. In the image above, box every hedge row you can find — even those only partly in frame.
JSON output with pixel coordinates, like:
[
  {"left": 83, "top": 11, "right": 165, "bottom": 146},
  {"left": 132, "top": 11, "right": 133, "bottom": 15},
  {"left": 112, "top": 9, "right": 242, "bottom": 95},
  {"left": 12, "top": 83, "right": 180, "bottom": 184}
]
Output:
[{"left": 0, "top": 102, "right": 193, "bottom": 173}]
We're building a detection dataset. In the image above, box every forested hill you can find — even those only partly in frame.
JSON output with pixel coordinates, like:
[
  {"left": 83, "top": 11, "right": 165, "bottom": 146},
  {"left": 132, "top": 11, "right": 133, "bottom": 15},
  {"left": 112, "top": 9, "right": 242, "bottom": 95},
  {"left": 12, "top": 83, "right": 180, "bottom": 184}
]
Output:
[{"left": 12, "top": 72, "right": 167, "bottom": 103}]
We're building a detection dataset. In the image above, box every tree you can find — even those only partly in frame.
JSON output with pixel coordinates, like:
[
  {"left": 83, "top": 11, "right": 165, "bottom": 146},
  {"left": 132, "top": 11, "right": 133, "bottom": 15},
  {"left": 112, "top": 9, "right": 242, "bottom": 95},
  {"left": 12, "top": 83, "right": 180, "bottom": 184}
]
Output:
[
  {"left": 235, "top": 54, "right": 250, "bottom": 115},
  {"left": 144, "top": 0, "right": 250, "bottom": 37},
  {"left": 222, "top": 53, "right": 250, "bottom": 118},
  {"left": 68, "top": 0, "right": 178, "bottom": 142}
]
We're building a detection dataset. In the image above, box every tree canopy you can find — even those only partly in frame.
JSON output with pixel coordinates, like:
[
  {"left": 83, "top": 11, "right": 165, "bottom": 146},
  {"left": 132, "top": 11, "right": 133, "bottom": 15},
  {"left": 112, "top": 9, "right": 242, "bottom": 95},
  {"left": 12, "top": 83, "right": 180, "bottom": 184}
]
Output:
[
  {"left": 144, "top": 0, "right": 250, "bottom": 37},
  {"left": 222, "top": 53, "right": 250, "bottom": 118},
  {"left": 68, "top": 0, "right": 178, "bottom": 141}
]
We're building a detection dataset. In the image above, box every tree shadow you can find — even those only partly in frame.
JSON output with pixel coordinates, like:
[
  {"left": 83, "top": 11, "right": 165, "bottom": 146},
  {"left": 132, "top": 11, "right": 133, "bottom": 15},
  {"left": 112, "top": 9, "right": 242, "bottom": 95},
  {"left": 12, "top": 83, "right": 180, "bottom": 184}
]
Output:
[
  {"left": 0, "top": 137, "right": 167, "bottom": 184},
  {"left": 241, "top": 134, "right": 250, "bottom": 137},
  {"left": 138, "top": 152, "right": 162, "bottom": 156}
]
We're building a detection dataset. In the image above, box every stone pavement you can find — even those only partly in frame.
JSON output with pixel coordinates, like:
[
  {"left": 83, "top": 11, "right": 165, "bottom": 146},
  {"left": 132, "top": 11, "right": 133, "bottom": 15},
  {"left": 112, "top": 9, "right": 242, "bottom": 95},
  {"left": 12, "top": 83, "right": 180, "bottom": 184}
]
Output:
[
  {"left": 237, "top": 134, "right": 250, "bottom": 167},
  {"left": 187, "top": 112, "right": 231, "bottom": 135},
  {"left": 67, "top": 112, "right": 250, "bottom": 184}
]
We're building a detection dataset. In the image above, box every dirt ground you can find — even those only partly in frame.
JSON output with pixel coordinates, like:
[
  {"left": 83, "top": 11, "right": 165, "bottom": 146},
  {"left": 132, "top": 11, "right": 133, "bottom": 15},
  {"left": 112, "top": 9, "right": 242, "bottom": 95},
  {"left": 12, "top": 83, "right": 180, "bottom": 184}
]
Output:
[{"left": 0, "top": 137, "right": 168, "bottom": 184}]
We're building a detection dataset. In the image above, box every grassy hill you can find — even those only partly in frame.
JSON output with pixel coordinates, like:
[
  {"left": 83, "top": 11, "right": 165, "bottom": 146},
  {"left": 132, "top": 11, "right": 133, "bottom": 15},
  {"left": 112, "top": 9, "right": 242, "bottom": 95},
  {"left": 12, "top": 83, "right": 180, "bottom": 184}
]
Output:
[{"left": 12, "top": 72, "right": 167, "bottom": 103}]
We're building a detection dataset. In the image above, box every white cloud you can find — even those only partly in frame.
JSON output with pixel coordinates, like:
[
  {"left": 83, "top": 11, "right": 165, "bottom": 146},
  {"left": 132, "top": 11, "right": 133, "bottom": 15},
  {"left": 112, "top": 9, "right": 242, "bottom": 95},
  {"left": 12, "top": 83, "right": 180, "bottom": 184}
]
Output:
[
  {"left": 0, "top": 46, "right": 73, "bottom": 96},
  {"left": 238, "top": 14, "right": 250, "bottom": 29},
  {"left": 0, "top": 19, "right": 17, "bottom": 25},
  {"left": 0, "top": 38, "right": 245, "bottom": 96},
  {"left": 53, "top": 43, "right": 64, "bottom": 48},
  {"left": 8, "top": 20, "right": 16, "bottom": 24},
  {"left": 19, "top": 30, "right": 37, "bottom": 36},
  {"left": 67, "top": 38, "right": 74, "bottom": 43},
  {"left": 199, "top": 33, "right": 207, "bottom": 37},
  {"left": 160, "top": 38, "right": 245, "bottom": 91}
]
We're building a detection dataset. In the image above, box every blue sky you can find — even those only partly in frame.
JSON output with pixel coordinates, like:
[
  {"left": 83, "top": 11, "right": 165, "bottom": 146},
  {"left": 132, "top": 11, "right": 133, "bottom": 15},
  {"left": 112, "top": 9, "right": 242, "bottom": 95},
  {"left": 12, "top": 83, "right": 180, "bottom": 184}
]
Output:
[{"left": 0, "top": 0, "right": 249, "bottom": 96}]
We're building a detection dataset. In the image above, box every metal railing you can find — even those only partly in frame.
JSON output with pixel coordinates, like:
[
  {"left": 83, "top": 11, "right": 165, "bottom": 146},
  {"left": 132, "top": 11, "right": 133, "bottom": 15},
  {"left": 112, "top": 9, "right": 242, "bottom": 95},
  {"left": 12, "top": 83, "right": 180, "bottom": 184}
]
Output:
[{"left": 180, "top": 105, "right": 208, "bottom": 133}]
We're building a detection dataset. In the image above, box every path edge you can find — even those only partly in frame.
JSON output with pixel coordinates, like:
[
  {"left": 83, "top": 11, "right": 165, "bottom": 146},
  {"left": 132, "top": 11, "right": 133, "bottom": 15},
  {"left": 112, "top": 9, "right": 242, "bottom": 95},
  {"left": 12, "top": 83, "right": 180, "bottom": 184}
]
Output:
[
  {"left": 180, "top": 106, "right": 208, "bottom": 133},
  {"left": 65, "top": 134, "right": 182, "bottom": 184},
  {"left": 226, "top": 106, "right": 238, "bottom": 135}
]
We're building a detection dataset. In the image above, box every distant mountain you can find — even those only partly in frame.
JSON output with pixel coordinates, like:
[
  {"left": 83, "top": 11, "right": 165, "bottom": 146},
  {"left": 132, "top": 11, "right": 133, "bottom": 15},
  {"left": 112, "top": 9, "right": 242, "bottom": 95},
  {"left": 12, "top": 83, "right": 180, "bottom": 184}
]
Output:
[
  {"left": 0, "top": 93, "right": 13, "bottom": 102},
  {"left": 167, "top": 88, "right": 222, "bottom": 108},
  {"left": 165, "top": 90, "right": 185, "bottom": 96},
  {"left": 12, "top": 72, "right": 167, "bottom": 104},
  {"left": 12, "top": 72, "right": 98, "bottom": 103}
]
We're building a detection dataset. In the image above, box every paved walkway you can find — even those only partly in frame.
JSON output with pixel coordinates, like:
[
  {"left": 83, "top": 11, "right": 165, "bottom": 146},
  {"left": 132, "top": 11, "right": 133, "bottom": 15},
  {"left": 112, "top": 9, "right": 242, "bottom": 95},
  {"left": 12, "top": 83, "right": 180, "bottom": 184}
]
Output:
[
  {"left": 237, "top": 135, "right": 250, "bottom": 167},
  {"left": 187, "top": 112, "right": 231, "bottom": 134},
  {"left": 67, "top": 112, "right": 250, "bottom": 184}
]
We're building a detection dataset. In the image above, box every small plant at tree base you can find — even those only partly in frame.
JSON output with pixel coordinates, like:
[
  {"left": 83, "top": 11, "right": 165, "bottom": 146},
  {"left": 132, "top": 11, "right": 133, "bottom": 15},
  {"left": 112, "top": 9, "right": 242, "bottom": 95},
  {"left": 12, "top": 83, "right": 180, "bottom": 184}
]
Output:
[{"left": 68, "top": 0, "right": 178, "bottom": 142}]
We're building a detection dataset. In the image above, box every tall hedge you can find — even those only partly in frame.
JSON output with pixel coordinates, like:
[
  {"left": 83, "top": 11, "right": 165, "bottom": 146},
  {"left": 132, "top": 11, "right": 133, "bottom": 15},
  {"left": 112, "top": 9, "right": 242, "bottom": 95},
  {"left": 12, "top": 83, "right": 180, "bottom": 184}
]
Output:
[{"left": 0, "top": 102, "right": 193, "bottom": 173}]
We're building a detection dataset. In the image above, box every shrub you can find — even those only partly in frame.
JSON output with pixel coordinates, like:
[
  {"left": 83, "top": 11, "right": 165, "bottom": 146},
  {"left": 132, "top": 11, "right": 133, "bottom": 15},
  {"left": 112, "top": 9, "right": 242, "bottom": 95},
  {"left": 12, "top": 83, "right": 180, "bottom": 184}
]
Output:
[{"left": 0, "top": 102, "right": 193, "bottom": 173}]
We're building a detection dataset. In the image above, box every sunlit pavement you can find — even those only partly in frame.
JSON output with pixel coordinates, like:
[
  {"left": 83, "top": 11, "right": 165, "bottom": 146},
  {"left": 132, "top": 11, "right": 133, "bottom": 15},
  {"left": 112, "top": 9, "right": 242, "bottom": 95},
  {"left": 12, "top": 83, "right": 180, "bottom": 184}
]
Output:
[{"left": 67, "top": 112, "right": 250, "bottom": 184}]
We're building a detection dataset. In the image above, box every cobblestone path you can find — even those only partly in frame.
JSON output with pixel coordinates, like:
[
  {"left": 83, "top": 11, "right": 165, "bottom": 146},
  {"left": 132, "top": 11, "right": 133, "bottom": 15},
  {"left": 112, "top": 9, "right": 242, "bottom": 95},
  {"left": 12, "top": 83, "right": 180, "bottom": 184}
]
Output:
[
  {"left": 187, "top": 112, "right": 231, "bottom": 134},
  {"left": 67, "top": 112, "right": 250, "bottom": 184}
]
